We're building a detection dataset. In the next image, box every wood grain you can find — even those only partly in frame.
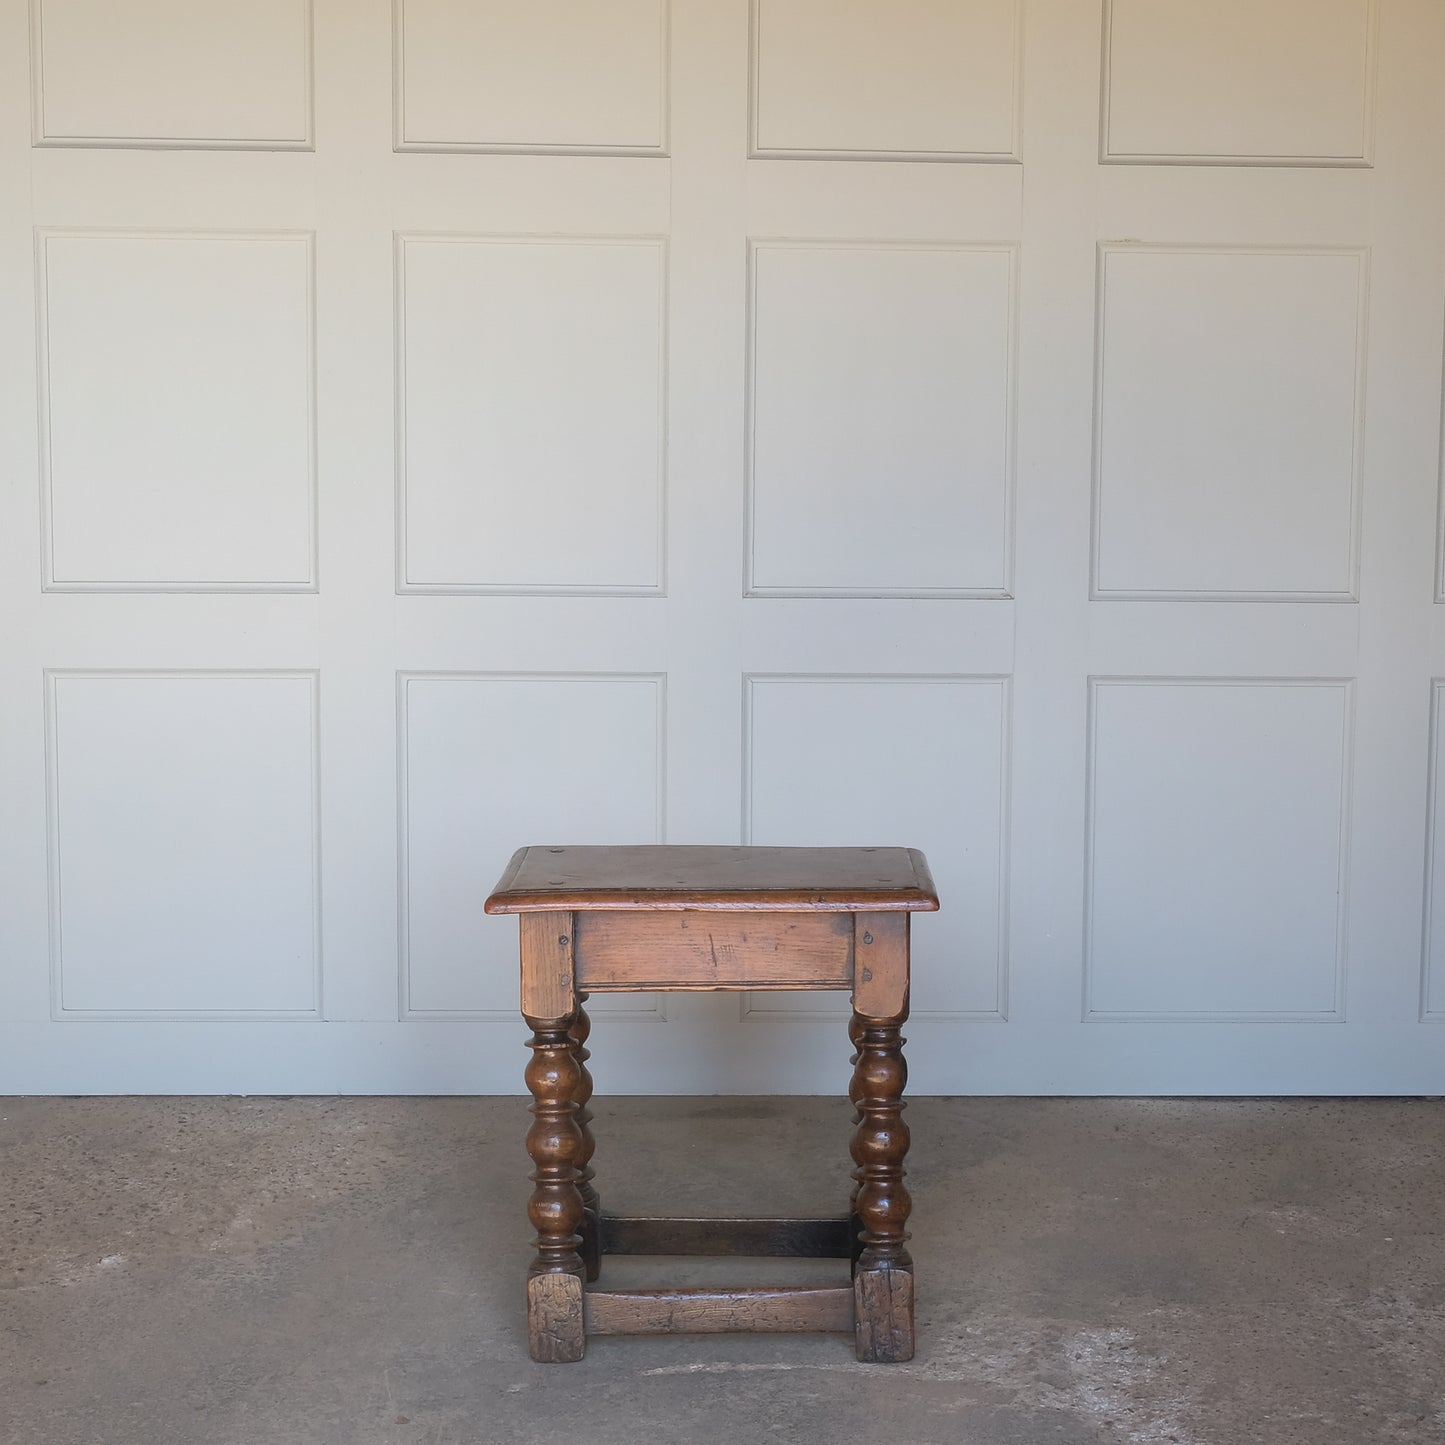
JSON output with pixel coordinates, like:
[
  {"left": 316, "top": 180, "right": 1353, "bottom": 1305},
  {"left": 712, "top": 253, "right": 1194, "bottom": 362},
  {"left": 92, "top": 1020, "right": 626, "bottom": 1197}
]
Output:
[
  {"left": 526, "top": 1271, "right": 585, "bottom": 1363},
  {"left": 519, "top": 912, "right": 575, "bottom": 1020},
  {"left": 853, "top": 1263, "right": 914, "bottom": 1363},
  {"left": 586, "top": 1285, "right": 854, "bottom": 1336},
  {"left": 485, "top": 845, "right": 940, "bottom": 913},
  {"left": 852, "top": 912, "right": 910, "bottom": 1018},
  {"left": 576, "top": 910, "right": 853, "bottom": 990}
]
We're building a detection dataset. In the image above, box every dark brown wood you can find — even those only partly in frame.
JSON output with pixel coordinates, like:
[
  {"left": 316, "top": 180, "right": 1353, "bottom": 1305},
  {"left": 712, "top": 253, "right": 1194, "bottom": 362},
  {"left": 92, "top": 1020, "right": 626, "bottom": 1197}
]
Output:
[
  {"left": 850, "top": 1002, "right": 914, "bottom": 1362},
  {"left": 586, "top": 1285, "right": 854, "bottom": 1336},
  {"left": 523, "top": 1010, "right": 586, "bottom": 1362},
  {"left": 599, "top": 1214, "right": 852, "bottom": 1259},
  {"left": 568, "top": 994, "right": 600, "bottom": 1283},
  {"left": 575, "top": 910, "right": 853, "bottom": 990},
  {"left": 486, "top": 845, "right": 940, "bottom": 914},
  {"left": 850, "top": 1008, "right": 912, "bottom": 1270}
]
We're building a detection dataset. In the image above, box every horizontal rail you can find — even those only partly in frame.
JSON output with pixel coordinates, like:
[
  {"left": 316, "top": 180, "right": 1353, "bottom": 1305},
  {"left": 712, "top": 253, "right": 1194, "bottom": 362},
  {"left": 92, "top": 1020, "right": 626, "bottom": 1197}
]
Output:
[
  {"left": 586, "top": 1284, "right": 854, "bottom": 1336},
  {"left": 599, "top": 1214, "right": 853, "bottom": 1259}
]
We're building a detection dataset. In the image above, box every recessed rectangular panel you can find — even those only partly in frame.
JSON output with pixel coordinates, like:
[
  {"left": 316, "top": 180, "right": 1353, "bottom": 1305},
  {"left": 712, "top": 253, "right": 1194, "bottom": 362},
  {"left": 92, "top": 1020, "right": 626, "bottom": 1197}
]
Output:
[
  {"left": 745, "top": 676, "right": 1008, "bottom": 1016},
  {"left": 1094, "top": 246, "right": 1364, "bottom": 600},
  {"left": 1086, "top": 680, "right": 1351, "bottom": 1019},
  {"left": 48, "top": 673, "right": 319, "bottom": 1016},
  {"left": 34, "top": 0, "right": 311, "bottom": 147},
  {"left": 401, "top": 674, "right": 664, "bottom": 1016},
  {"left": 1437, "top": 335, "right": 1445, "bottom": 603},
  {"left": 748, "top": 242, "right": 1014, "bottom": 597},
  {"left": 751, "top": 0, "right": 1019, "bottom": 161},
  {"left": 576, "top": 912, "right": 854, "bottom": 991},
  {"left": 40, "top": 232, "right": 315, "bottom": 590},
  {"left": 1103, "top": 0, "right": 1375, "bottom": 164},
  {"left": 399, "top": 236, "right": 665, "bottom": 594},
  {"left": 1421, "top": 683, "right": 1445, "bottom": 1019},
  {"left": 396, "top": 0, "right": 667, "bottom": 154}
]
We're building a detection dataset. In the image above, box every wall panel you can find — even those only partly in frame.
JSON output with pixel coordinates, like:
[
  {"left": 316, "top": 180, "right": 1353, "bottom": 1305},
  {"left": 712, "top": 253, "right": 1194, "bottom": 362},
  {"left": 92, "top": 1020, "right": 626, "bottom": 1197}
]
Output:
[
  {"left": 1085, "top": 679, "right": 1352, "bottom": 1020},
  {"left": 46, "top": 672, "right": 320, "bottom": 1017}
]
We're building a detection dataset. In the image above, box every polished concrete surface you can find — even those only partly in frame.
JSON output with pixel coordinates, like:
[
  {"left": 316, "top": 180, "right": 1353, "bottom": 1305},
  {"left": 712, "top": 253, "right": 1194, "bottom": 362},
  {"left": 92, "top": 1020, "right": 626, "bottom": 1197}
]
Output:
[{"left": 1, "top": 1095, "right": 1442, "bottom": 1445}]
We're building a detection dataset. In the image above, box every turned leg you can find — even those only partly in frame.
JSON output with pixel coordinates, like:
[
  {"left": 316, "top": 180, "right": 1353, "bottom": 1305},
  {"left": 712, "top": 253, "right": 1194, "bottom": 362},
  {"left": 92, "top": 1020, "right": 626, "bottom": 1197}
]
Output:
[
  {"left": 569, "top": 993, "right": 601, "bottom": 1283},
  {"left": 524, "top": 1011, "right": 587, "bottom": 1362},
  {"left": 850, "top": 1005, "right": 913, "bottom": 1362}
]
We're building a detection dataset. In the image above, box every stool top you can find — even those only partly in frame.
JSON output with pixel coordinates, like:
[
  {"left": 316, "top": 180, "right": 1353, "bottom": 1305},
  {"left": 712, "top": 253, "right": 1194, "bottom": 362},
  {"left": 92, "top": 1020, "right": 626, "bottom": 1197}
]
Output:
[{"left": 484, "top": 844, "right": 939, "bottom": 914}]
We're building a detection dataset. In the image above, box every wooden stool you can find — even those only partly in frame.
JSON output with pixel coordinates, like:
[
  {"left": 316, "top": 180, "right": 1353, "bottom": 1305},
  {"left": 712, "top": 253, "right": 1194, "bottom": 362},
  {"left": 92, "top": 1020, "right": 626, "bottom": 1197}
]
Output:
[{"left": 485, "top": 844, "right": 939, "bottom": 1364}]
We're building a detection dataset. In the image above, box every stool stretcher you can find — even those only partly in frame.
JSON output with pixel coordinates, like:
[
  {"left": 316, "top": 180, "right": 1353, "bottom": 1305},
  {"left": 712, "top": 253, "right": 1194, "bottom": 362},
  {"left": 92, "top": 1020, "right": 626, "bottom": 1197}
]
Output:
[
  {"left": 597, "top": 1213, "right": 853, "bottom": 1259},
  {"left": 586, "top": 1285, "right": 854, "bottom": 1337}
]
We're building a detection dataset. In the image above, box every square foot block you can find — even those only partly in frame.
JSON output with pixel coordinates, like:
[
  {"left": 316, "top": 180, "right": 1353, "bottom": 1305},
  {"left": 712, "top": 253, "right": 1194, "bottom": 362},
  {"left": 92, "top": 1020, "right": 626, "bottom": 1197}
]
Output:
[
  {"left": 854, "top": 1262, "right": 914, "bottom": 1362},
  {"left": 527, "top": 1271, "right": 586, "bottom": 1363}
]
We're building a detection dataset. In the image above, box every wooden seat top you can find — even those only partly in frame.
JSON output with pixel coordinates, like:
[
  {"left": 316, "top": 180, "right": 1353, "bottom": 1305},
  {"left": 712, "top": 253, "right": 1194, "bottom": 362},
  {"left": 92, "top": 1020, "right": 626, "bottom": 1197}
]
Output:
[{"left": 484, "top": 845, "right": 939, "bottom": 914}]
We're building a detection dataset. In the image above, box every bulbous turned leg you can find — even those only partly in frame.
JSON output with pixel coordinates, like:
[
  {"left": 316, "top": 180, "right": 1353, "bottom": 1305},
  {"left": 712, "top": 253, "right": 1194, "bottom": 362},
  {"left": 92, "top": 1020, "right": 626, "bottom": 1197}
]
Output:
[
  {"left": 524, "top": 1011, "right": 587, "bottom": 1362},
  {"left": 850, "top": 1007, "right": 913, "bottom": 1362},
  {"left": 568, "top": 993, "right": 601, "bottom": 1282}
]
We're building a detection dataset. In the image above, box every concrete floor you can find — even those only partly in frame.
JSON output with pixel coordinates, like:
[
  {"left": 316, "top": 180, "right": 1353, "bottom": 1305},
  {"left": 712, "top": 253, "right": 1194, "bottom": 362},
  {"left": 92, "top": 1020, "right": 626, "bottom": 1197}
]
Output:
[{"left": 1, "top": 1097, "right": 1442, "bottom": 1445}]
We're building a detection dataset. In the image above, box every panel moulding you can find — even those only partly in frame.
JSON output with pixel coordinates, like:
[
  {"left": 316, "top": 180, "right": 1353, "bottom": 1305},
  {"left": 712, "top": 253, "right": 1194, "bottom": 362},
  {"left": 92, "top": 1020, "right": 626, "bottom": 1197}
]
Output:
[
  {"left": 1090, "top": 242, "right": 1369, "bottom": 603},
  {"left": 1098, "top": 0, "right": 1379, "bottom": 167},
  {"left": 744, "top": 238, "right": 1018, "bottom": 600},
  {"left": 1419, "top": 680, "right": 1445, "bottom": 1021},
  {"left": 392, "top": 0, "right": 670, "bottom": 156},
  {"left": 1082, "top": 676, "right": 1354, "bottom": 1023},
  {"left": 747, "top": 0, "right": 1023, "bottom": 163},
  {"left": 35, "top": 228, "right": 319, "bottom": 593},
  {"left": 44, "top": 669, "right": 324, "bottom": 1021},
  {"left": 393, "top": 232, "right": 669, "bottom": 597},
  {"left": 1434, "top": 319, "right": 1445, "bottom": 604},
  {"left": 30, "top": 0, "right": 315, "bottom": 150}
]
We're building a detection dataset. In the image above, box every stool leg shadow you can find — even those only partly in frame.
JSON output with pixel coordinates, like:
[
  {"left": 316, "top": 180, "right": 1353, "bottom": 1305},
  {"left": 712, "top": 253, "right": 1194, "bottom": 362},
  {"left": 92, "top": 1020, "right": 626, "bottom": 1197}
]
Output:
[
  {"left": 569, "top": 993, "right": 602, "bottom": 1283},
  {"left": 847, "top": 1012, "right": 866, "bottom": 1277}
]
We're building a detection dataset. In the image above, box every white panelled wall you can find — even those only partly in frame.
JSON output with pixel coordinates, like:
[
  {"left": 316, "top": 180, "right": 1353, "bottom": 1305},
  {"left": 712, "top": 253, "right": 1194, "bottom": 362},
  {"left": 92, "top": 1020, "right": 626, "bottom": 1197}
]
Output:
[{"left": 1, "top": 1, "right": 1443, "bottom": 1094}]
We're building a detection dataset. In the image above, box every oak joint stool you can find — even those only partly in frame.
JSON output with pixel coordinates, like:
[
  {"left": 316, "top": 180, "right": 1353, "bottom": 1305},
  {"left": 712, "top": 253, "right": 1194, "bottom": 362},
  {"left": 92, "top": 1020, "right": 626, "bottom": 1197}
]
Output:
[{"left": 485, "top": 844, "right": 939, "bottom": 1364}]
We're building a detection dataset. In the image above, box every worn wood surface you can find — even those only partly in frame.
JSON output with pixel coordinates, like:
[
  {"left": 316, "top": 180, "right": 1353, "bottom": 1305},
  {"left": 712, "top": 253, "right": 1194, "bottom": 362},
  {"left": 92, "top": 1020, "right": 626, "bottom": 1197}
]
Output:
[
  {"left": 526, "top": 1271, "right": 585, "bottom": 1363},
  {"left": 599, "top": 1214, "right": 852, "bottom": 1259},
  {"left": 576, "top": 910, "right": 853, "bottom": 991},
  {"left": 485, "top": 845, "right": 939, "bottom": 913},
  {"left": 851, "top": 912, "right": 910, "bottom": 1018},
  {"left": 853, "top": 1263, "right": 915, "bottom": 1363},
  {"left": 586, "top": 1285, "right": 854, "bottom": 1336},
  {"left": 518, "top": 913, "right": 576, "bottom": 1021}
]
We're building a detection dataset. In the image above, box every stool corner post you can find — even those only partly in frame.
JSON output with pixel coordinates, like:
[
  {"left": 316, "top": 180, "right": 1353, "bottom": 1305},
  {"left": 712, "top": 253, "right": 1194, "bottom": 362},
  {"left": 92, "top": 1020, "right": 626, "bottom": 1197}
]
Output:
[{"left": 519, "top": 911, "right": 578, "bottom": 1022}]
